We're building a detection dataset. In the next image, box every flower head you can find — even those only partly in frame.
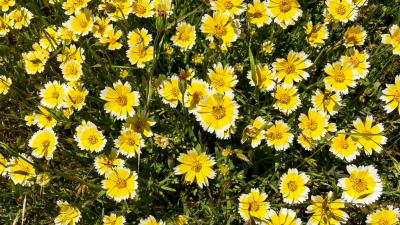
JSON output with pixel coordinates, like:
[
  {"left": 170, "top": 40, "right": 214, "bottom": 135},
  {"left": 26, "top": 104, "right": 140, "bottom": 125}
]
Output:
[
  {"left": 279, "top": 168, "right": 310, "bottom": 204},
  {"left": 381, "top": 25, "right": 400, "bottom": 55},
  {"left": 139, "top": 215, "right": 165, "bottom": 225},
  {"left": 343, "top": 25, "right": 367, "bottom": 47},
  {"left": 29, "top": 129, "right": 58, "bottom": 160},
  {"left": 299, "top": 108, "right": 329, "bottom": 140},
  {"left": 103, "top": 214, "right": 126, "bottom": 225},
  {"left": 306, "top": 192, "right": 349, "bottom": 225},
  {"left": 39, "top": 81, "right": 67, "bottom": 109},
  {"left": 132, "top": 0, "right": 154, "bottom": 18},
  {"left": 324, "top": 61, "right": 356, "bottom": 94},
  {"left": 265, "top": 208, "right": 301, "bottom": 225},
  {"left": 305, "top": 22, "right": 329, "bottom": 47},
  {"left": 241, "top": 117, "right": 267, "bottom": 148},
  {"left": 8, "top": 154, "right": 36, "bottom": 186},
  {"left": 201, "top": 13, "right": 238, "bottom": 50},
  {"left": 0, "top": 75, "right": 11, "bottom": 94},
  {"left": 273, "top": 85, "right": 301, "bottom": 114},
  {"left": 54, "top": 200, "right": 81, "bottom": 225},
  {"left": 102, "top": 167, "right": 138, "bottom": 202},
  {"left": 273, "top": 51, "right": 312, "bottom": 87},
  {"left": 329, "top": 131, "right": 359, "bottom": 162},
  {"left": 208, "top": 62, "right": 238, "bottom": 94},
  {"left": 94, "top": 151, "right": 125, "bottom": 175},
  {"left": 247, "top": 0, "right": 271, "bottom": 27},
  {"left": 380, "top": 75, "right": 400, "bottom": 114},
  {"left": 211, "top": 0, "right": 246, "bottom": 17},
  {"left": 366, "top": 206, "right": 400, "bottom": 225},
  {"left": 267, "top": 0, "right": 303, "bottom": 29},
  {"left": 265, "top": 120, "right": 293, "bottom": 151},
  {"left": 238, "top": 188, "right": 269, "bottom": 222},
  {"left": 247, "top": 64, "right": 275, "bottom": 92},
  {"left": 171, "top": 22, "right": 196, "bottom": 51},
  {"left": 311, "top": 89, "right": 341, "bottom": 115},
  {"left": 352, "top": 116, "right": 386, "bottom": 154},
  {"left": 326, "top": 0, "right": 358, "bottom": 23},
  {"left": 124, "top": 113, "right": 156, "bottom": 137},
  {"left": 74, "top": 121, "right": 107, "bottom": 152},
  {"left": 115, "top": 129, "right": 145, "bottom": 158}
]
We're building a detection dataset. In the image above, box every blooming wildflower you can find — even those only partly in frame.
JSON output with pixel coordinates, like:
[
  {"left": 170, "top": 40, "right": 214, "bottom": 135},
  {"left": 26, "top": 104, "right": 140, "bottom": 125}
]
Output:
[
  {"left": 115, "top": 129, "right": 144, "bottom": 158},
  {"left": 57, "top": 45, "right": 85, "bottom": 64},
  {"left": 177, "top": 68, "right": 195, "bottom": 80},
  {"left": 0, "top": 75, "right": 11, "bottom": 94},
  {"left": 0, "top": 0, "right": 14, "bottom": 11},
  {"left": 343, "top": 25, "right": 367, "bottom": 47},
  {"left": 193, "top": 53, "right": 205, "bottom": 64},
  {"left": 208, "top": 62, "right": 238, "bottom": 93},
  {"left": 127, "top": 28, "right": 152, "bottom": 47},
  {"left": 380, "top": 75, "right": 400, "bottom": 114},
  {"left": 66, "top": 10, "right": 94, "bottom": 36},
  {"left": 381, "top": 24, "right": 400, "bottom": 55},
  {"left": 297, "top": 134, "right": 317, "bottom": 151},
  {"left": 124, "top": 113, "right": 156, "bottom": 137},
  {"left": 201, "top": 13, "right": 238, "bottom": 50},
  {"left": 338, "top": 164, "right": 382, "bottom": 205},
  {"left": 267, "top": 0, "right": 303, "bottom": 29},
  {"left": 100, "top": 80, "right": 140, "bottom": 120},
  {"left": 58, "top": 25, "right": 78, "bottom": 43},
  {"left": 103, "top": 214, "right": 126, "bottom": 225},
  {"left": 22, "top": 51, "right": 47, "bottom": 74},
  {"left": 341, "top": 50, "right": 370, "bottom": 79},
  {"left": 99, "top": 0, "right": 133, "bottom": 21},
  {"left": 0, "top": 14, "right": 13, "bottom": 37},
  {"left": 25, "top": 113, "right": 36, "bottom": 126},
  {"left": 265, "top": 120, "right": 293, "bottom": 151},
  {"left": 326, "top": 0, "right": 358, "bottom": 23},
  {"left": 102, "top": 167, "right": 138, "bottom": 202},
  {"left": 153, "top": 0, "right": 173, "bottom": 17},
  {"left": 241, "top": 117, "right": 266, "bottom": 148},
  {"left": 62, "top": 0, "right": 90, "bottom": 15},
  {"left": 306, "top": 192, "right": 349, "bottom": 225},
  {"left": 171, "top": 22, "right": 196, "bottom": 51},
  {"left": 94, "top": 151, "right": 125, "bottom": 175},
  {"left": 195, "top": 91, "right": 239, "bottom": 138},
  {"left": 8, "top": 154, "right": 36, "bottom": 186},
  {"left": 265, "top": 208, "right": 301, "bottom": 225},
  {"left": 175, "top": 215, "right": 189, "bottom": 225},
  {"left": 9, "top": 7, "right": 33, "bottom": 29},
  {"left": 279, "top": 168, "right": 310, "bottom": 204},
  {"left": 139, "top": 216, "right": 165, "bottom": 225},
  {"left": 352, "top": 115, "right": 386, "bottom": 154},
  {"left": 311, "top": 89, "right": 341, "bottom": 115},
  {"left": 247, "top": 64, "right": 275, "bottom": 92},
  {"left": 74, "top": 121, "right": 107, "bottom": 152},
  {"left": 154, "top": 134, "right": 170, "bottom": 149},
  {"left": 29, "top": 129, "right": 58, "bottom": 160},
  {"left": 65, "top": 85, "right": 88, "bottom": 110},
  {"left": 92, "top": 17, "right": 113, "bottom": 38},
  {"left": 36, "top": 173, "right": 51, "bottom": 187},
  {"left": 305, "top": 22, "right": 329, "bottom": 47},
  {"left": 159, "top": 76, "right": 183, "bottom": 107},
  {"left": 299, "top": 108, "right": 329, "bottom": 140},
  {"left": 174, "top": 150, "right": 216, "bottom": 188},
  {"left": 211, "top": 0, "right": 246, "bottom": 17},
  {"left": 132, "top": 0, "right": 154, "bottom": 18},
  {"left": 184, "top": 78, "right": 211, "bottom": 112},
  {"left": 238, "top": 188, "right": 269, "bottom": 222},
  {"left": 100, "top": 29, "right": 123, "bottom": 50},
  {"left": 262, "top": 41, "right": 275, "bottom": 54},
  {"left": 39, "top": 81, "right": 67, "bottom": 109},
  {"left": 61, "top": 60, "right": 82, "bottom": 81},
  {"left": 329, "top": 131, "right": 359, "bottom": 162},
  {"left": 366, "top": 206, "right": 400, "bottom": 225},
  {"left": 35, "top": 106, "right": 57, "bottom": 129},
  {"left": 247, "top": 0, "right": 271, "bottom": 27},
  {"left": 273, "top": 85, "right": 301, "bottom": 114},
  {"left": 54, "top": 200, "right": 81, "bottom": 225},
  {"left": 324, "top": 61, "right": 356, "bottom": 94},
  {"left": 273, "top": 51, "right": 312, "bottom": 87},
  {"left": 127, "top": 45, "right": 154, "bottom": 68},
  {"left": 39, "top": 26, "right": 60, "bottom": 51},
  {"left": 0, "top": 153, "right": 8, "bottom": 176}
]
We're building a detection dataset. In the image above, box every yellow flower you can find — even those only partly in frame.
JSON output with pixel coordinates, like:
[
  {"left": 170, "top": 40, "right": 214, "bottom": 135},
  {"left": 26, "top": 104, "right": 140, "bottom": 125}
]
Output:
[
  {"left": 0, "top": 75, "right": 11, "bottom": 94},
  {"left": 154, "top": 134, "right": 170, "bottom": 149},
  {"left": 124, "top": 113, "right": 156, "bottom": 137},
  {"left": 192, "top": 53, "right": 204, "bottom": 64},
  {"left": 326, "top": 0, "right": 358, "bottom": 23},
  {"left": 265, "top": 208, "right": 301, "bottom": 225},
  {"left": 381, "top": 24, "right": 400, "bottom": 55},
  {"left": 366, "top": 206, "right": 400, "bottom": 225},
  {"left": 100, "top": 29, "right": 123, "bottom": 50},
  {"left": 8, "top": 154, "right": 36, "bottom": 186},
  {"left": 306, "top": 192, "right": 349, "bottom": 225},
  {"left": 103, "top": 214, "right": 126, "bottom": 225},
  {"left": 174, "top": 150, "right": 216, "bottom": 188},
  {"left": 153, "top": 0, "right": 173, "bottom": 17},
  {"left": 127, "top": 44, "right": 154, "bottom": 68},
  {"left": 29, "top": 129, "right": 58, "bottom": 160},
  {"left": 343, "top": 25, "right": 366, "bottom": 47},
  {"left": 247, "top": 0, "right": 271, "bottom": 27},
  {"left": 177, "top": 68, "right": 195, "bottom": 80},
  {"left": 352, "top": 116, "right": 386, "bottom": 154},
  {"left": 94, "top": 151, "right": 125, "bottom": 175},
  {"left": 35, "top": 106, "right": 57, "bottom": 129},
  {"left": 132, "top": 0, "right": 154, "bottom": 18},
  {"left": 273, "top": 51, "right": 312, "bottom": 87},
  {"left": 57, "top": 44, "right": 85, "bottom": 64},
  {"left": 262, "top": 41, "right": 275, "bottom": 54},
  {"left": 74, "top": 121, "right": 107, "bottom": 152},
  {"left": 297, "top": 134, "right": 317, "bottom": 151},
  {"left": 0, "top": 14, "right": 13, "bottom": 37},
  {"left": 0, "top": 0, "right": 14, "bottom": 11},
  {"left": 247, "top": 64, "right": 275, "bottom": 92},
  {"left": 184, "top": 78, "right": 211, "bottom": 112},
  {"left": 100, "top": 80, "right": 140, "bottom": 120},
  {"left": 341, "top": 49, "right": 370, "bottom": 79},
  {"left": 115, "top": 129, "right": 145, "bottom": 158},
  {"left": 39, "top": 80, "right": 67, "bottom": 109},
  {"left": 159, "top": 75, "right": 183, "bottom": 108},
  {"left": 54, "top": 200, "right": 81, "bottom": 225},
  {"left": 127, "top": 28, "right": 152, "bottom": 47},
  {"left": 329, "top": 131, "right": 359, "bottom": 162},
  {"left": 208, "top": 62, "right": 238, "bottom": 93},
  {"left": 9, "top": 7, "right": 32, "bottom": 29},
  {"left": 273, "top": 85, "right": 301, "bottom": 114},
  {"left": 311, "top": 89, "right": 341, "bottom": 115},
  {"left": 267, "top": 0, "right": 303, "bottom": 29},
  {"left": 175, "top": 215, "right": 188, "bottom": 225},
  {"left": 241, "top": 116, "right": 266, "bottom": 148},
  {"left": 238, "top": 188, "right": 269, "bottom": 222},
  {"left": 66, "top": 10, "right": 94, "bottom": 36},
  {"left": 99, "top": 0, "right": 133, "bottom": 21},
  {"left": 102, "top": 167, "right": 138, "bottom": 202},
  {"left": 279, "top": 168, "right": 309, "bottom": 204},
  {"left": 338, "top": 165, "right": 382, "bottom": 205},
  {"left": 58, "top": 25, "right": 78, "bottom": 43},
  {"left": 299, "top": 108, "right": 329, "bottom": 140},
  {"left": 380, "top": 75, "right": 400, "bottom": 114},
  {"left": 0, "top": 153, "right": 8, "bottom": 176},
  {"left": 92, "top": 17, "right": 113, "bottom": 38},
  {"left": 22, "top": 51, "right": 47, "bottom": 74},
  {"left": 211, "top": 0, "right": 246, "bottom": 17},
  {"left": 36, "top": 172, "right": 51, "bottom": 187},
  {"left": 62, "top": 0, "right": 90, "bottom": 15},
  {"left": 65, "top": 85, "right": 88, "bottom": 110},
  {"left": 265, "top": 120, "right": 293, "bottom": 151},
  {"left": 324, "top": 61, "right": 356, "bottom": 94},
  {"left": 25, "top": 113, "right": 37, "bottom": 126},
  {"left": 139, "top": 216, "right": 165, "bottom": 225},
  {"left": 171, "top": 22, "right": 196, "bottom": 51},
  {"left": 305, "top": 21, "right": 329, "bottom": 47},
  {"left": 352, "top": 0, "right": 367, "bottom": 6},
  {"left": 39, "top": 26, "right": 60, "bottom": 51},
  {"left": 61, "top": 60, "right": 82, "bottom": 81},
  {"left": 201, "top": 13, "right": 238, "bottom": 49},
  {"left": 195, "top": 91, "right": 239, "bottom": 138}
]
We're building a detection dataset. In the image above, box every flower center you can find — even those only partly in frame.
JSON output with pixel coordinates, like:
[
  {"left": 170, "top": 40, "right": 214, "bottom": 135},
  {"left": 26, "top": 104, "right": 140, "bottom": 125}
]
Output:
[
  {"left": 378, "top": 219, "right": 391, "bottom": 225},
  {"left": 191, "top": 160, "right": 202, "bottom": 173},
  {"left": 336, "top": 4, "right": 347, "bottom": 15},
  {"left": 250, "top": 202, "right": 260, "bottom": 212},
  {"left": 341, "top": 140, "right": 349, "bottom": 149},
  {"left": 351, "top": 177, "right": 368, "bottom": 193},
  {"left": 334, "top": 71, "right": 345, "bottom": 83},
  {"left": 212, "top": 105, "right": 226, "bottom": 120},
  {"left": 171, "top": 87, "right": 180, "bottom": 97},
  {"left": 42, "top": 139, "right": 50, "bottom": 149},
  {"left": 394, "top": 90, "right": 400, "bottom": 102},
  {"left": 224, "top": 0, "right": 234, "bottom": 9},
  {"left": 178, "top": 31, "right": 190, "bottom": 42},
  {"left": 268, "top": 130, "right": 283, "bottom": 140},
  {"left": 252, "top": 11, "right": 263, "bottom": 18},
  {"left": 127, "top": 137, "right": 137, "bottom": 146},
  {"left": 214, "top": 24, "right": 227, "bottom": 38},
  {"left": 287, "top": 180, "right": 298, "bottom": 192},
  {"left": 323, "top": 98, "right": 331, "bottom": 106},
  {"left": 135, "top": 4, "right": 147, "bottom": 14},
  {"left": 308, "top": 120, "right": 318, "bottom": 131},
  {"left": 279, "top": 0, "right": 292, "bottom": 13},
  {"left": 116, "top": 178, "right": 127, "bottom": 189},
  {"left": 52, "top": 90, "right": 60, "bottom": 99},
  {"left": 285, "top": 63, "right": 296, "bottom": 74},
  {"left": 277, "top": 92, "right": 290, "bottom": 104},
  {"left": 191, "top": 92, "right": 202, "bottom": 104},
  {"left": 116, "top": 95, "right": 128, "bottom": 106},
  {"left": 351, "top": 56, "right": 361, "bottom": 66},
  {"left": 245, "top": 126, "right": 258, "bottom": 138},
  {"left": 88, "top": 135, "right": 98, "bottom": 145}
]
